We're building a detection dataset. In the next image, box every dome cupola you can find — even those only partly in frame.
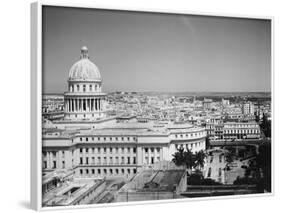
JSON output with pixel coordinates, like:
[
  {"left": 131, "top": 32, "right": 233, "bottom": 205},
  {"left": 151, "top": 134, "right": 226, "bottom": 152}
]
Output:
[{"left": 68, "top": 46, "right": 101, "bottom": 81}]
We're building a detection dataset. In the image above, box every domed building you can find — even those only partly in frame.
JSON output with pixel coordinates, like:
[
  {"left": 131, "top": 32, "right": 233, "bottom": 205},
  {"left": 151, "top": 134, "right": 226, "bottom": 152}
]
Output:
[{"left": 64, "top": 46, "right": 106, "bottom": 120}]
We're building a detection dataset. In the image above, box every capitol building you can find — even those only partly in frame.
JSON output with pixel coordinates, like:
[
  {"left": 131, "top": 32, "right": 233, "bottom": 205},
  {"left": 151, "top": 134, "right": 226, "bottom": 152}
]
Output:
[{"left": 42, "top": 47, "right": 207, "bottom": 181}]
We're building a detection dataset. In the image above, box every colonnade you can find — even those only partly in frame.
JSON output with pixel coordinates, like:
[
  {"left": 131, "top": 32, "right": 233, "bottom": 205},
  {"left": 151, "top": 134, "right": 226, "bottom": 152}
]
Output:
[{"left": 65, "top": 98, "right": 102, "bottom": 112}]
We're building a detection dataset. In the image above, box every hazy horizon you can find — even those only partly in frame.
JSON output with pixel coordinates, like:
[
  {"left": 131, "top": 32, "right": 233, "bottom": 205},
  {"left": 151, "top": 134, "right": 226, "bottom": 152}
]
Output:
[{"left": 42, "top": 6, "right": 271, "bottom": 94}]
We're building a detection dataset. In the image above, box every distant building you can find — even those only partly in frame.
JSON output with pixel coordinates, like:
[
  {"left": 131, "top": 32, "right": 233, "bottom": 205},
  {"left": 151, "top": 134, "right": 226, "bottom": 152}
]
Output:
[
  {"left": 203, "top": 98, "right": 212, "bottom": 110},
  {"left": 42, "top": 94, "right": 64, "bottom": 120},
  {"left": 206, "top": 121, "right": 261, "bottom": 141},
  {"left": 242, "top": 101, "right": 255, "bottom": 115},
  {"left": 222, "top": 98, "right": 230, "bottom": 106}
]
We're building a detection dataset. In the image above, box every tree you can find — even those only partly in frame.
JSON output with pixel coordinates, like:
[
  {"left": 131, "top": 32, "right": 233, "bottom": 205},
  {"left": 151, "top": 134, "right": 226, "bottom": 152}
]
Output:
[
  {"left": 172, "top": 147, "right": 204, "bottom": 174},
  {"left": 260, "top": 113, "right": 271, "bottom": 138},
  {"left": 194, "top": 150, "right": 206, "bottom": 170},
  {"left": 256, "top": 143, "right": 271, "bottom": 192},
  {"left": 172, "top": 147, "right": 186, "bottom": 167},
  {"left": 225, "top": 151, "right": 234, "bottom": 164},
  {"left": 183, "top": 148, "right": 195, "bottom": 170}
]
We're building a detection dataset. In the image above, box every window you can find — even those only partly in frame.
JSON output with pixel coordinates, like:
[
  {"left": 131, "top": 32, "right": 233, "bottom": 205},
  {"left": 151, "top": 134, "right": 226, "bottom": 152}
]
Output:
[
  {"left": 92, "top": 157, "right": 95, "bottom": 165},
  {"left": 127, "top": 157, "right": 130, "bottom": 164},
  {"left": 85, "top": 148, "right": 88, "bottom": 153},
  {"left": 98, "top": 169, "right": 101, "bottom": 174},
  {"left": 145, "top": 148, "right": 148, "bottom": 153},
  {"left": 97, "top": 148, "right": 100, "bottom": 153},
  {"left": 53, "top": 161, "right": 56, "bottom": 169},
  {"left": 90, "top": 85, "right": 92, "bottom": 91},
  {"left": 133, "top": 157, "right": 136, "bottom": 164},
  {"left": 104, "top": 148, "right": 107, "bottom": 154},
  {"left": 86, "top": 169, "right": 89, "bottom": 174},
  {"left": 43, "top": 161, "right": 47, "bottom": 169},
  {"left": 80, "top": 169, "right": 83, "bottom": 175},
  {"left": 80, "top": 138, "right": 82, "bottom": 142},
  {"left": 86, "top": 157, "right": 89, "bottom": 165},
  {"left": 62, "top": 161, "right": 65, "bottom": 169},
  {"left": 116, "top": 169, "right": 119, "bottom": 174},
  {"left": 133, "top": 148, "right": 136, "bottom": 153},
  {"left": 92, "top": 169, "right": 95, "bottom": 174},
  {"left": 83, "top": 85, "right": 86, "bottom": 92},
  {"left": 77, "top": 85, "right": 80, "bottom": 91},
  {"left": 80, "top": 157, "right": 83, "bottom": 165},
  {"left": 86, "top": 137, "right": 88, "bottom": 142}
]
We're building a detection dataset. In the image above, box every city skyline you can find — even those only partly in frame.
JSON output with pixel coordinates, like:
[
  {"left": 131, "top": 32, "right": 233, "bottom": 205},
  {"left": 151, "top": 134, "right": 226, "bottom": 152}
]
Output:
[{"left": 42, "top": 6, "right": 271, "bottom": 94}]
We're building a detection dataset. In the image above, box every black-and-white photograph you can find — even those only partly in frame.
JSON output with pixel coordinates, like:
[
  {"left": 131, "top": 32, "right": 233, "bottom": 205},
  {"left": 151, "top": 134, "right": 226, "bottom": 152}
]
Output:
[{"left": 41, "top": 5, "right": 272, "bottom": 207}]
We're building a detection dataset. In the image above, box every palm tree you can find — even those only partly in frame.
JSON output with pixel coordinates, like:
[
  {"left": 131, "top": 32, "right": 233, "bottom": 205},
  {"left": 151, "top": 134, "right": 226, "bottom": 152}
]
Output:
[
  {"left": 183, "top": 148, "right": 195, "bottom": 171},
  {"left": 194, "top": 150, "right": 206, "bottom": 170},
  {"left": 172, "top": 147, "right": 195, "bottom": 174},
  {"left": 172, "top": 147, "right": 185, "bottom": 167}
]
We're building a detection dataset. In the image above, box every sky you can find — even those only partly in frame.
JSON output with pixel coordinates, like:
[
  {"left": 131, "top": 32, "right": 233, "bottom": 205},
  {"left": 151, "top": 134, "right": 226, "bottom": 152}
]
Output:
[{"left": 42, "top": 6, "right": 271, "bottom": 94}]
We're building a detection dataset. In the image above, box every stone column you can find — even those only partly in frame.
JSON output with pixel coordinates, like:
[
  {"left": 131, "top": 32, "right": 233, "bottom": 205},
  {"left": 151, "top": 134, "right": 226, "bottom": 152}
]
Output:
[
  {"left": 73, "top": 99, "right": 76, "bottom": 112},
  {"left": 89, "top": 99, "right": 92, "bottom": 112},
  {"left": 46, "top": 152, "right": 50, "bottom": 169},
  {"left": 148, "top": 148, "right": 151, "bottom": 164},
  {"left": 67, "top": 99, "right": 69, "bottom": 112},
  {"left": 79, "top": 99, "right": 81, "bottom": 111},
  {"left": 160, "top": 147, "right": 163, "bottom": 161}
]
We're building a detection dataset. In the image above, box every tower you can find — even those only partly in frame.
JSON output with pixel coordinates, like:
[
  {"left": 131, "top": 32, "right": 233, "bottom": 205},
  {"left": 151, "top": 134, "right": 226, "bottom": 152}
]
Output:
[{"left": 64, "top": 46, "right": 106, "bottom": 120}]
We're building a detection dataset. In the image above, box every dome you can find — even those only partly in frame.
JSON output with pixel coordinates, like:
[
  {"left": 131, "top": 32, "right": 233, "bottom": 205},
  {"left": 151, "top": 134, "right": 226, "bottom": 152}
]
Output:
[{"left": 68, "top": 47, "right": 101, "bottom": 81}]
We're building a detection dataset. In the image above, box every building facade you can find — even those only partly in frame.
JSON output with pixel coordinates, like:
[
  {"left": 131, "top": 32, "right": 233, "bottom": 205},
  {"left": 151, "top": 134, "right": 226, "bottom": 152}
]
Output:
[
  {"left": 206, "top": 121, "right": 261, "bottom": 142},
  {"left": 242, "top": 101, "right": 255, "bottom": 115}
]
